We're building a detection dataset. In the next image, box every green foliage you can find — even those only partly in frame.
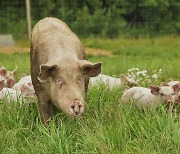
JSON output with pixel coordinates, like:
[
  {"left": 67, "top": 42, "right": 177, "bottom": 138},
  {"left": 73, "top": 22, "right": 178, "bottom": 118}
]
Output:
[{"left": 0, "top": 0, "right": 179, "bottom": 39}]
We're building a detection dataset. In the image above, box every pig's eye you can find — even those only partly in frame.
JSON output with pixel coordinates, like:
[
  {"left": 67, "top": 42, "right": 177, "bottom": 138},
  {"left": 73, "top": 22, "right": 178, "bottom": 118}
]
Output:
[
  {"left": 28, "top": 82, "right": 32, "bottom": 86},
  {"left": 77, "top": 76, "right": 83, "bottom": 83},
  {"left": 56, "top": 78, "right": 64, "bottom": 87},
  {"left": 171, "top": 93, "right": 174, "bottom": 95},
  {"left": 160, "top": 93, "right": 164, "bottom": 96}
]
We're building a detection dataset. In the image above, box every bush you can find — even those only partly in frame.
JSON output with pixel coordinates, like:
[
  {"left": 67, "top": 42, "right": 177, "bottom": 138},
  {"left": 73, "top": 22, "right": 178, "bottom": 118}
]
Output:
[{"left": 0, "top": 0, "right": 179, "bottom": 39}]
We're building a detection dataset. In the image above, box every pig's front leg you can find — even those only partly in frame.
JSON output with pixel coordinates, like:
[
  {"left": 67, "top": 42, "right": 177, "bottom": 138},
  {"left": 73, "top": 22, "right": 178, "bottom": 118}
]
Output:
[
  {"left": 84, "top": 76, "right": 89, "bottom": 94},
  {"left": 38, "top": 94, "right": 53, "bottom": 124}
]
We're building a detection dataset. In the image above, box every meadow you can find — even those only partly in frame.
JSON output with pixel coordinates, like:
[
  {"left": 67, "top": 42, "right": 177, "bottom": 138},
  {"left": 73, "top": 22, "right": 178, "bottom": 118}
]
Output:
[{"left": 0, "top": 37, "right": 180, "bottom": 153}]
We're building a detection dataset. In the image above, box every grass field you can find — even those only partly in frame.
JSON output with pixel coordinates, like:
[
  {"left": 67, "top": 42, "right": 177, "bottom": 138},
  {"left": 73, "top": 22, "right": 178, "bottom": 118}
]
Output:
[{"left": 0, "top": 37, "right": 180, "bottom": 153}]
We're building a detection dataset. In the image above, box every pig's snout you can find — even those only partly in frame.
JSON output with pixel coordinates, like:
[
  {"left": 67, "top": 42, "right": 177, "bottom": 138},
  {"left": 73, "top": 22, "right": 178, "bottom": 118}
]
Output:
[
  {"left": 69, "top": 100, "right": 84, "bottom": 116},
  {"left": 166, "top": 100, "right": 173, "bottom": 104},
  {"left": 163, "top": 95, "right": 174, "bottom": 105}
]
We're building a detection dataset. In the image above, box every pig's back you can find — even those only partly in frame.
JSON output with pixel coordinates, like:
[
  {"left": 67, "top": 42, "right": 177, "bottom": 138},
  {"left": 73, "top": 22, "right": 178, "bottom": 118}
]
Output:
[
  {"left": 18, "top": 76, "right": 31, "bottom": 84},
  {"left": 89, "top": 74, "right": 121, "bottom": 89},
  {"left": 121, "top": 87, "right": 160, "bottom": 109},
  {"left": 31, "top": 17, "right": 86, "bottom": 63},
  {"left": 122, "top": 87, "right": 150, "bottom": 100},
  {"left": 168, "top": 81, "right": 179, "bottom": 87},
  {"left": 31, "top": 17, "right": 72, "bottom": 48}
]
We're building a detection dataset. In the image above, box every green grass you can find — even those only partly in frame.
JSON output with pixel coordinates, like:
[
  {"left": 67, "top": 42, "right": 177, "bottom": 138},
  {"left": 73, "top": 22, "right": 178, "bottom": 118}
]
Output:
[{"left": 0, "top": 37, "right": 180, "bottom": 153}]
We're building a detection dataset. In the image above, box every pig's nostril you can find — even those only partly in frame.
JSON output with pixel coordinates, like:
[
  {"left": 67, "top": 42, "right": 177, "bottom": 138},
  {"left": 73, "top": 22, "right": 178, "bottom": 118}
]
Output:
[
  {"left": 71, "top": 105, "right": 75, "bottom": 110},
  {"left": 78, "top": 104, "right": 82, "bottom": 108},
  {"left": 167, "top": 100, "right": 173, "bottom": 104}
]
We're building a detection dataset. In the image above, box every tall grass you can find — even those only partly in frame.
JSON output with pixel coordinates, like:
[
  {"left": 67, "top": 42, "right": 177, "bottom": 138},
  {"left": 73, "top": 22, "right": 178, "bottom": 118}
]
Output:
[{"left": 0, "top": 37, "right": 179, "bottom": 153}]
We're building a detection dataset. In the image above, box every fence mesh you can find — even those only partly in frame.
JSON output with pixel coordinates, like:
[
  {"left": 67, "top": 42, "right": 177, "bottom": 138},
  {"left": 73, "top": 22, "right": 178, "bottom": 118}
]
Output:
[{"left": 0, "top": 0, "right": 179, "bottom": 40}]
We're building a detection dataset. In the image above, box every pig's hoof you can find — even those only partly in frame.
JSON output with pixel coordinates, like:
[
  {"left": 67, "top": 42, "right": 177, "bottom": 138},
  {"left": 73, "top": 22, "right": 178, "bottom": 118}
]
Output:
[{"left": 69, "top": 100, "right": 84, "bottom": 116}]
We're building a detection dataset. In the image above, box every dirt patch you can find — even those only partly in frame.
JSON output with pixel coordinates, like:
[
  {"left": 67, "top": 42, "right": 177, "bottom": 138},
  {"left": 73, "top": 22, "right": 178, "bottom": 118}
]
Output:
[
  {"left": 85, "top": 47, "right": 113, "bottom": 57},
  {"left": 0, "top": 47, "right": 29, "bottom": 54},
  {"left": 0, "top": 47, "right": 113, "bottom": 56}
]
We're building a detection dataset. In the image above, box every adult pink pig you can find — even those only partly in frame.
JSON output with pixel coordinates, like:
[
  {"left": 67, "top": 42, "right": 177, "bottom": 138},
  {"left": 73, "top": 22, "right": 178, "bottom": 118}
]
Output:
[{"left": 30, "top": 17, "right": 102, "bottom": 123}]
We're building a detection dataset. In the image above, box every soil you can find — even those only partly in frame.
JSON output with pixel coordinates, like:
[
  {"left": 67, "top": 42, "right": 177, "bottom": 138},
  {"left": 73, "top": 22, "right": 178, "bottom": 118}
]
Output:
[{"left": 0, "top": 47, "right": 113, "bottom": 57}]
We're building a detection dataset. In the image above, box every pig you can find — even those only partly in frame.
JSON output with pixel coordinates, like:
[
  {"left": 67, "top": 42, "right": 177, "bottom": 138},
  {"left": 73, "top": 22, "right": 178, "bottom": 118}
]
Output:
[
  {"left": 0, "top": 66, "right": 17, "bottom": 88},
  {"left": 0, "top": 87, "right": 22, "bottom": 103},
  {"left": 162, "top": 81, "right": 180, "bottom": 103},
  {"left": 0, "top": 75, "right": 15, "bottom": 88},
  {"left": 0, "top": 66, "right": 17, "bottom": 80},
  {"left": 12, "top": 75, "right": 36, "bottom": 98},
  {"left": 121, "top": 85, "right": 177, "bottom": 109},
  {"left": 30, "top": 17, "right": 102, "bottom": 123},
  {"left": 0, "top": 77, "right": 34, "bottom": 103},
  {"left": 168, "top": 82, "right": 180, "bottom": 104},
  {"left": 89, "top": 74, "right": 138, "bottom": 90}
]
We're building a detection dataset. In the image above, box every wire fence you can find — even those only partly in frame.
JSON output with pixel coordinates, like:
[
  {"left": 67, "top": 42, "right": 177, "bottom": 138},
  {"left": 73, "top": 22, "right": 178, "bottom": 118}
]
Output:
[
  {"left": 0, "top": 0, "right": 179, "bottom": 40},
  {"left": 0, "top": 0, "right": 27, "bottom": 39}
]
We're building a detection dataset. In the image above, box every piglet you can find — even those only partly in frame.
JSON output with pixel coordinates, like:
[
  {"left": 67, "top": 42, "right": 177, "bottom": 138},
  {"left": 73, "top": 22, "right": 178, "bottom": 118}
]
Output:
[
  {"left": 0, "top": 66, "right": 17, "bottom": 80},
  {"left": 0, "top": 76, "right": 15, "bottom": 88},
  {"left": 0, "top": 66, "right": 17, "bottom": 88},
  {"left": 162, "top": 81, "right": 180, "bottom": 103},
  {"left": 89, "top": 74, "right": 138, "bottom": 90},
  {"left": 0, "top": 87, "right": 22, "bottom": 103},
  {"left": 12, "top": 75, "right": 36, "bottom": 98},
  {"left": 121, "top": 85, "right": 177, "bottom": 109}
]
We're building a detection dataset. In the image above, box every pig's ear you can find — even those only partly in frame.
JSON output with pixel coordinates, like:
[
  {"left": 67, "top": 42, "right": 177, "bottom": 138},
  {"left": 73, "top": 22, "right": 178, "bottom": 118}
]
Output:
[
  {"left": 131, "top": 74, "right": 136, "bottom": 80},
  {"left": 38, "top": 62, "right": 57, "bottom": 82},
  {"left": 12, "top": 66, "right": 18, "bottom": 75},
  {"left": 78, "top": 60, "right": 102, "bottom": 77},
  {"left": 150, "top": 86, "right": 160, "bottom": 95},
  {"left": 172, "top": 83, "right": 180, "bottom": 94},
  {"left": 127, "top": 76, "right": 139, "bottom": 86},
  {"left": 0, "top": 80, "right": 4, "bottom": 91},
  {"left": 120, "top": 74, "right": 127, "bottom": 83},
  {"left": 0, "top": 67, "right": 7, "bottom": 76}
]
